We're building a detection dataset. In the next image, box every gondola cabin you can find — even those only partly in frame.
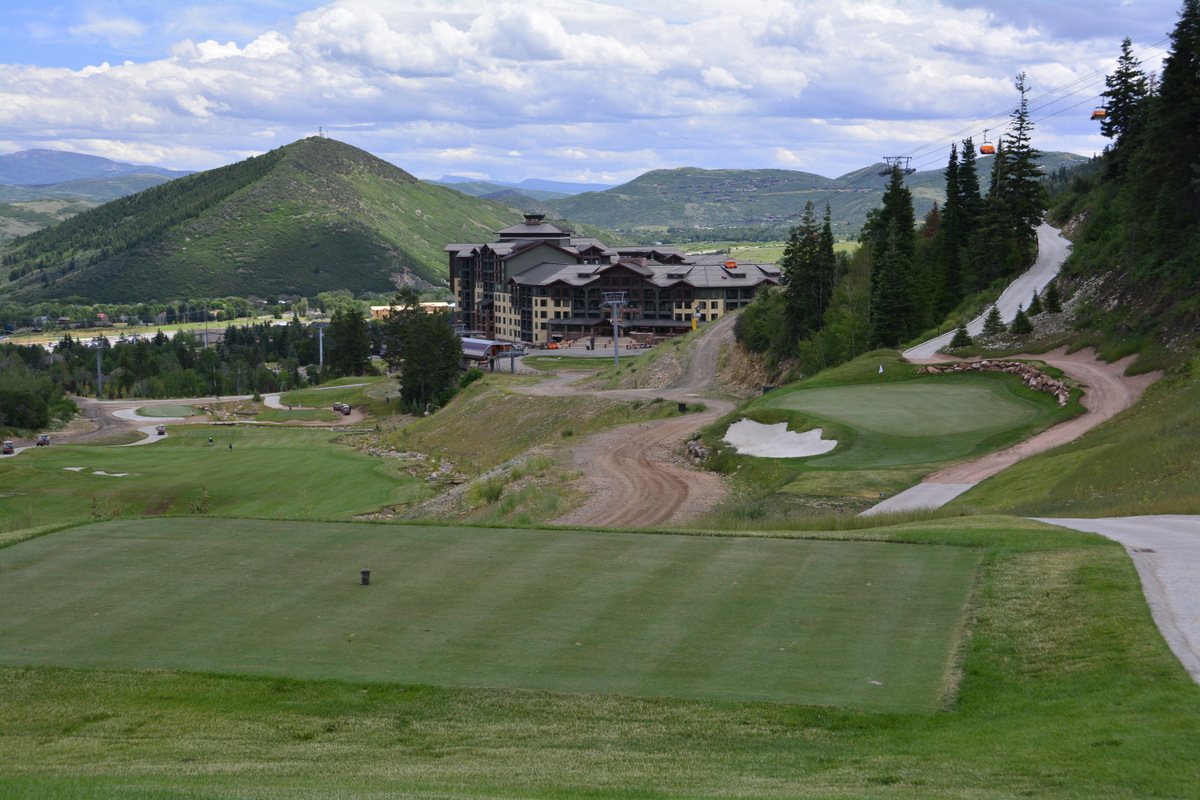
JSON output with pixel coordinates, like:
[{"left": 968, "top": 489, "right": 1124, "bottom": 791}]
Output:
[
  {"left": 1091, "top": 108, "right": 1108, "bottom": 121},
  {"left": 980, "top": 143, "right": 996, "bottom": 155}
]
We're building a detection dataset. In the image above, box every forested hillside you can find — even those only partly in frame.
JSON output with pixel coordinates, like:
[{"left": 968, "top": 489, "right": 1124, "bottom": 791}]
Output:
[
  {"left": 0, "top": 137, "right": 525, "bottom": 303},
  {"left": 736, "top": 1, "right": 1200, "bottom": 378},
  {"left": 736, "top": 72, "right": 1055, "bottom": 374},
  {"left": 1046, "top": 3, "right": 1200, "bottom": 362}
]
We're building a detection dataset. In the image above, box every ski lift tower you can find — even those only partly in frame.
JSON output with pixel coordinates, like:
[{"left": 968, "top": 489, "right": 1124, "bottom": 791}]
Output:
[
  {"left": 603, "top": 291, "right": 627, "bottom": 368},
  {"left": 878, "top": 156, "right": 916, "bottom": 177}
]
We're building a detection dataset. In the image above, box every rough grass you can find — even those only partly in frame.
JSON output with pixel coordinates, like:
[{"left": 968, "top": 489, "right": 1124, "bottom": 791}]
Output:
[
  {"left": 1, "top": 518, "right": 1198, "bottom": 799},
  {"left": 388, "top": 377, "right": 703, "bottom": 474}
]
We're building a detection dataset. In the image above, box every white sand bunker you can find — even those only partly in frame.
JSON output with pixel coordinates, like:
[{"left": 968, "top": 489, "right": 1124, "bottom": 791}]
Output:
[
  {"left": 723, "top": 419, "right": 837, "bottom": 458},
  {"left": 63, "top": 467, "right": 129, "bottom": 477}
]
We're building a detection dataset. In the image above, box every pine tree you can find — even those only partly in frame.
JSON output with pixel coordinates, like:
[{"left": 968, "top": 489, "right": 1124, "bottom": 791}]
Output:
[
  {"left": 780, "top": 201, "right": 826, "bottom": 341},
  {"left": 982, "top": 305, "right": 1005, "bottom": 336},
  {"left": 327, "top": 306, "right": 371, "bottom": 377},
  {"left": 957, "top": 137, "right": 985, "bottom": 237},
  {"left": 1101, "top": 37, "right": 1152, "bottom": 175},
  {"left": 949, "top": 324, "right": 972, "bottom": 348},
  {"left": 1028, "top": 289, "right": 1044, "bottom": 315},
  {"left": 936, "top": 144, "right": 963, "bottom": 315},
  {"left": 864, "top": 167, "right": 917, "bottom": 346},
  {"left": 1044, "top": 280, "right": 1062, "bottom": 313},
  {"left": 868, "top": 219, "right": 913, "bottom": 347},
  {"left": 1129, "top": 0, "right": 1200, "bottom": 261},
  {"left": 999, "top": 73, "right": 1047, "bottom": 261},
  {"left": 1009, "top": 305, "right": 1033, "bottom": 335},
  {"left": 383, "top": 289, "right": 462, "bottom": 411}
]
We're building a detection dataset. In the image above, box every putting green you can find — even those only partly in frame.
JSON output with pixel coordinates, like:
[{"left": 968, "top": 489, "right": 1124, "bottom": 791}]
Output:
[
  {"left": 757, "top": 374, "right": 1052, "bottom": 468},
  {"left": 0, "top": 519, "right": 981, "bottom": 712}
]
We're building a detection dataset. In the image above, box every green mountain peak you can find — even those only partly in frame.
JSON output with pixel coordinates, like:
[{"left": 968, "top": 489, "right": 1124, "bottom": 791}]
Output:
[{"left": 1, "top": 137, "right": 524, "bottom": 303}]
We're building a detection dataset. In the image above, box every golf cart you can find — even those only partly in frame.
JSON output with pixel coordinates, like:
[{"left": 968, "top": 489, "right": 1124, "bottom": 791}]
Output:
[
  {"left": 36, "top": 434, "right": 50, "bottom": 446},
  {"left": 156, "top": 425, "right": 167, "bottom": 435},
  {"left": 2, "top": 440, "right": 13, "bottom": 454}
]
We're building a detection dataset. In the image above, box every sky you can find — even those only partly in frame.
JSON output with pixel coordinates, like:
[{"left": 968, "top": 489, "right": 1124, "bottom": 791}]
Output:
[{"left": 0, "top": 0, "right": 1183, "bottom": 185}]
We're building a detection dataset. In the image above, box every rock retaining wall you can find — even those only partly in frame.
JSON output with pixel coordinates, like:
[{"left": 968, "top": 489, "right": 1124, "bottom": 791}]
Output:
[{"left": 916, "top": 360, "right": 1070, "bottom": 406}]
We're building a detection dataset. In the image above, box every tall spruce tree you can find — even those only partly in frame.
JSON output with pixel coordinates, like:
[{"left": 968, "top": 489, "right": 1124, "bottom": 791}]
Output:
[
  {"left": 999, "top": 72, "right": 1047, "bottom": 260},
  {"left": 326, "top": 306, "right": 371, "bottom": 377},
  {"left": 936, "top": 144, "right": 963, "bottom": 315},
  {"left": 1101, "top": 37, "right": 1152, "bottom": 175},
  {"left": 1130, "top": 0, "right": 1200, "bottom": 262},
  {"left": 868, "top": 220, "right": 912, "bottom": 347},
  {"left": 780, "top": 201, "right": 824, "bottom": 340},
  {"left": 957, "top": 136, "right": 985, "bottom": 236},
  {"left": 864, "top": 168, "right": 918, "bottom": 346},
  {"left": 383, "top": 289, "right": 463, "bottom": 411},
  {"left": 969, "top": 75, "right": 1046, "bottom": 290}
]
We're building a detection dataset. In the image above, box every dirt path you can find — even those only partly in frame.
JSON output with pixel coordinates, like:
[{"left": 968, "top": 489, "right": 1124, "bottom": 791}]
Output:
[
  {"left": 923, "top": 347, "right": 1161, "bottom": 484},
  {"left": 10, "top": 390, "right": 370, "bottom": 452},
  {"left": 519, "top": 313, "right": 741, "bottom": 528}
]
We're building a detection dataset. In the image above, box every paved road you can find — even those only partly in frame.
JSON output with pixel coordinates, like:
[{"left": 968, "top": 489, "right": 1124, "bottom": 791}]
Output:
[{"left": 905, "top": 223, "right": 1071, "bottom": 360}]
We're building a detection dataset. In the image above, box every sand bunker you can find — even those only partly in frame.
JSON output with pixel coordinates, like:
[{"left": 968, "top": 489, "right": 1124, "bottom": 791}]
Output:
[{"left": 723, "top": 419, "right": 837, "bottom": 458}]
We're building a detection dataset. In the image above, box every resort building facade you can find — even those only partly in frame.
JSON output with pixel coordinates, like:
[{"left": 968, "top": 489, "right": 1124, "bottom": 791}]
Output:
[{"left": 445, "top": 215, "right": 782, "bottom": 344}]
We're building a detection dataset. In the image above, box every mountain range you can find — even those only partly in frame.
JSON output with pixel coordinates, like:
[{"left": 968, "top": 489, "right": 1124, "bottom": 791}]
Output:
[
  {"left": 540, "top": 153, "right": 1090, "bottom": 234},
  {"left": 0, "top": 139, "right": 1091, "bottom": 304},
  {"left": 0, "top": 149, "right": 193, "bottom": 185}
]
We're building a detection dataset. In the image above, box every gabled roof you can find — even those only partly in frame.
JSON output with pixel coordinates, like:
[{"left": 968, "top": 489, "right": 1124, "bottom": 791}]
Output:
[{"left": 495, "top": 213, "right": 572, "bottom": 239}]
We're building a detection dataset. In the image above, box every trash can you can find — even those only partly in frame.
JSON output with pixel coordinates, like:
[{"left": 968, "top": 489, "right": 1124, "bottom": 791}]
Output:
[{"left": 360, "top": 569, "right": 371, "bottom": 586}]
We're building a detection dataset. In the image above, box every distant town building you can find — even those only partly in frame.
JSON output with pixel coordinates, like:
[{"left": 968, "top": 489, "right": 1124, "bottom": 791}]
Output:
[
  {"left": 369, "top": 301, "right": 453, "bottom": 321},
  {"left": 444, "top": 214, "right": 781, "bottom": 344}
]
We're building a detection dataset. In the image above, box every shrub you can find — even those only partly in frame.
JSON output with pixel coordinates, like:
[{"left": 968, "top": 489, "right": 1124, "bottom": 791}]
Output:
[
  {"left": 982, "top": 305, "right": 1005, "bottom": 335},
  {"left": 1009, "top": 305, "right": 1034, "bottom": 335},
  {"left": 1044, "top": 280, "right": 1062, "bottom": 313}
]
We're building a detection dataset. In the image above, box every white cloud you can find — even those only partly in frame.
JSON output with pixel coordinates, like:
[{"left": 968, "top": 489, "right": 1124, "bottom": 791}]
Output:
[
  {"left": 0, "top": 0, "right": 1169, "bottom": 181},
  {"left": 702, "top": 67, "right": 748, "bottom": 90}
]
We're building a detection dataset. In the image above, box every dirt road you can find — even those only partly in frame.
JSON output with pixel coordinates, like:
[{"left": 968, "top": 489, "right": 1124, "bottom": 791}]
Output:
[{"left": 519, "top": 313, "right": 741, "bottom": 528}]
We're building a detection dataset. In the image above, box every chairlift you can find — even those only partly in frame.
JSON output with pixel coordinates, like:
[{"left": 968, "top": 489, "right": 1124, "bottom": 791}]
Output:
[
  {"left": 979, "top": 130, "right": 995, "bottom": 155},
  {"left": 1090, "top": 107, "right": 1108, "bottom": 121}
]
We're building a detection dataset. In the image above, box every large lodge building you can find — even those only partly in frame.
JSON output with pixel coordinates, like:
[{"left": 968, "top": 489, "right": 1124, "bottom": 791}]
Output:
[{"left": 445, "top": 214, "right": 782, "bottom": 345}]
